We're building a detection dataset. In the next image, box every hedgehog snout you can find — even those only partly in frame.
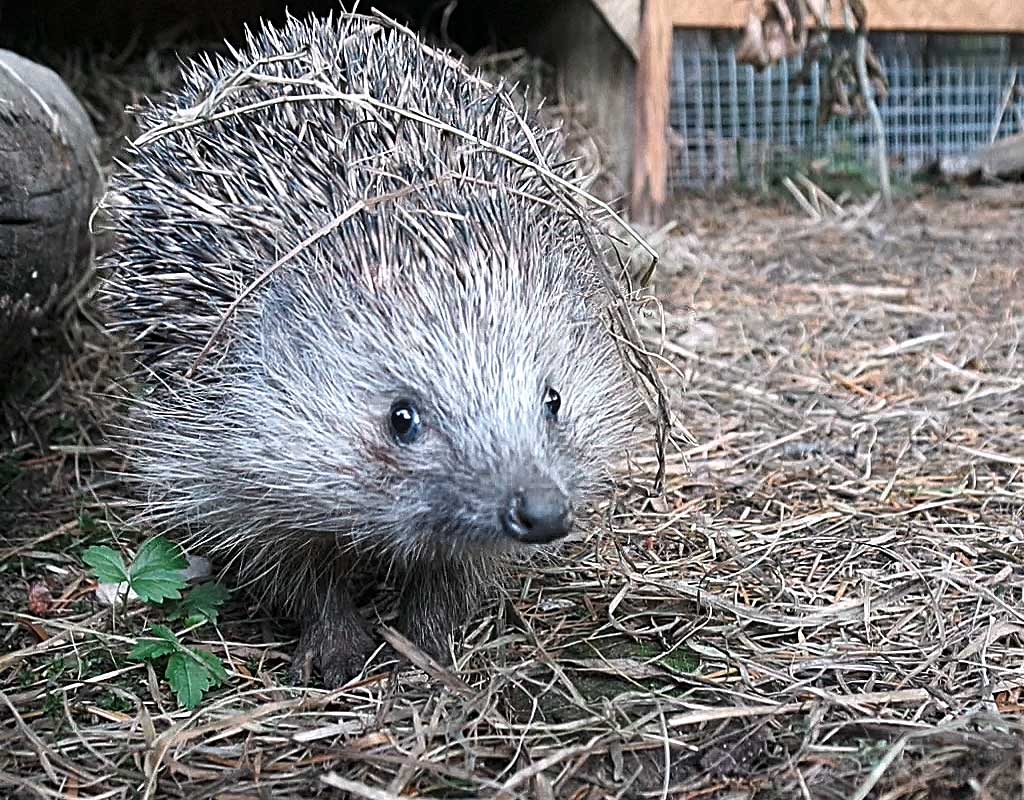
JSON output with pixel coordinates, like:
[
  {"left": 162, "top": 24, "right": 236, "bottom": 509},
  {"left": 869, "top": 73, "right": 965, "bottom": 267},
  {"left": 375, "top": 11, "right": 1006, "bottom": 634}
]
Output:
[{"left": 501, "top": 481, "right": 574, "bottom": 545}]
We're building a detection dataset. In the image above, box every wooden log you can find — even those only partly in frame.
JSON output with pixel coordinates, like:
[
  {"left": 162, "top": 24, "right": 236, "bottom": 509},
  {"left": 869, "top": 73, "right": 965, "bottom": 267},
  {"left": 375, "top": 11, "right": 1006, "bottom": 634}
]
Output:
[
  {"left": 629, "top": 0, "right": 672, "bottom": 225},
  {"left": 930, "top": 133, "right": 1024, "bottom": 181},
  {"left": 0, "top": 50, "right": 101, "bottom": 378}
]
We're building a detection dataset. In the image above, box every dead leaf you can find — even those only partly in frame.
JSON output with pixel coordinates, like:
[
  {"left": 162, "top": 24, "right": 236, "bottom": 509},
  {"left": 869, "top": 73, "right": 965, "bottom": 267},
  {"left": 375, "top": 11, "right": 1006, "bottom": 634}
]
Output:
[
  {"left": 27, "top": 580, "right": 54, "bottom": 616},
  {"left": 737, "top": 11, "right": 770, "bottom": 69},
  {"left": 995, "top": 688, "right": 1023, "bottom": 713}
]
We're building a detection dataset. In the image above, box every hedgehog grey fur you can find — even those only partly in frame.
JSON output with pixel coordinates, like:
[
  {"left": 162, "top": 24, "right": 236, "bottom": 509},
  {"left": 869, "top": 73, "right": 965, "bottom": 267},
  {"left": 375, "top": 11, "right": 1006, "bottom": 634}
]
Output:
[{"left": 100, "top": 11, "right": 648, "bottom": 687}]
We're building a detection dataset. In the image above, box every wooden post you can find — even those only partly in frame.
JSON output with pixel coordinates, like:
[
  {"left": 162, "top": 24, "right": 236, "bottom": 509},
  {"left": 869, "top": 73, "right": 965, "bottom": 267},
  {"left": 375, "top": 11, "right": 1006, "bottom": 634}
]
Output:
[{"left": 629, "top": 0, "right": 672, "bottom": 225}]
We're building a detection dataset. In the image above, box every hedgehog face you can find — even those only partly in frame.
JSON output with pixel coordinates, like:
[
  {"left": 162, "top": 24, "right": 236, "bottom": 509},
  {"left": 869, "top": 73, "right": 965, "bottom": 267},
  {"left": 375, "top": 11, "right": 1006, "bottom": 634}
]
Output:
[
  {"left": 236, "top": 233, "right": 639, "bottom": 561},
  {"left": 380, "top": 379, "right": 576, "bottom": 550},
  {"left": 175, "top": 178, "right": 643, "bottom": 564},
  {"left": 330, "top": 260, "right": 638, "bottom": 559}
]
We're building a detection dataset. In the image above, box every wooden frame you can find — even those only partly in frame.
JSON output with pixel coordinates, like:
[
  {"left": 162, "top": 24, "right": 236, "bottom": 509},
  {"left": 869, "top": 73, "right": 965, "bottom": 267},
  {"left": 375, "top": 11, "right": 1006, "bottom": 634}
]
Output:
[
  {"left": 627, "top": 1, "right": 1024, "bottom": 221},
  {"left": 671, "top": 1, "right": 1024, "bottom": 34}
]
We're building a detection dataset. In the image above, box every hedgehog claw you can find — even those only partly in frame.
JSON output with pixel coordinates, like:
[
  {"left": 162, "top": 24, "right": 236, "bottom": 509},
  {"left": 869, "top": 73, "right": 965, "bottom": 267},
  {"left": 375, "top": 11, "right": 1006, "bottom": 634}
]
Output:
[
  {"left": 289, "top": 589, "right": 379, "bottom": 688},
  {"left": 289, "top": 626, "right": 378, "bottom": 688},
  {"left": 394, "top": 561, "right": 479, "bottom": 670}
]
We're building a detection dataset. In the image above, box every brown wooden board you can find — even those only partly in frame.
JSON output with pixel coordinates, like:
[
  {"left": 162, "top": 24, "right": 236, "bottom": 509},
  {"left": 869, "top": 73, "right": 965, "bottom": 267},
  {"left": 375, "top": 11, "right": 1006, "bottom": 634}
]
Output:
[{"left": 630, "top": 0, "right": 672, "bottom": 224}]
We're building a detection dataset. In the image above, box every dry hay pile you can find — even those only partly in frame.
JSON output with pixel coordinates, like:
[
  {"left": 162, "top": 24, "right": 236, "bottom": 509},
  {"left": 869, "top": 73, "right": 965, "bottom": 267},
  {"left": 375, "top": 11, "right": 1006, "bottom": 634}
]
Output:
[{"left": 2, "top": 30, "right": 1024, "bottom": 800}]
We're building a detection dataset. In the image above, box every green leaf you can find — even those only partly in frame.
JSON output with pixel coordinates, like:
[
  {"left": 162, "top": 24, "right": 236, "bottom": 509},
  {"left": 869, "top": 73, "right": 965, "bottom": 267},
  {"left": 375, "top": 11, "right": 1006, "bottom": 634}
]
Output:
[
  {"left": 192, "top": 649, "right": 228, "bottom": 685},
  {"left": 130, "top": 624, "right": 180, "bottom": 662},
  {"left": 131, "top": 536, "right": 187, "bottom": 574},
  {"left": 164, "top": 645, "right": 227, "bottom": 709},
  {"left": 165, "top": 651, "right": 215, "bottom": 709},
  {"left": 173, "top": 582, "right": 228, "bottom": 624},
  {"left": 78, "top": 511, "right": 98, "bottom": 536},
  {"left": 128, "top": 537, "right": 188, "bottom": 604},
  {"left": 131, "top": 640, "right": 176, "bottom": 661},
  {"left": 131, "top": 638, "right": 177, "bottom": 661},
  {"left": 150, "top": 624, "right": 180, "bottom": 644},
  {"left": 82, "top": 546, "right": 129, "bottom": 585}
]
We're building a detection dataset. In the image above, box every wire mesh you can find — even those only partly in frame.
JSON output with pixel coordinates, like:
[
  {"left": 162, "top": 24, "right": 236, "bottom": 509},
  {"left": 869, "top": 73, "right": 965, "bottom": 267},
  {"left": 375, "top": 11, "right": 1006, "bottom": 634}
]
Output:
[{"left": 669, "top": 34, "right": 1024, "bottom": 189}]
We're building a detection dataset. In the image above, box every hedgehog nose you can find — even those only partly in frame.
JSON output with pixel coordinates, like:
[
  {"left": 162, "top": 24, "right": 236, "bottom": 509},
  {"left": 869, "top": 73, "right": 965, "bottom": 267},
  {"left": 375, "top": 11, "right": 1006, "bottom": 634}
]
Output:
[{"left": 502, "top": 485, "right": 573, "bottom": 544}]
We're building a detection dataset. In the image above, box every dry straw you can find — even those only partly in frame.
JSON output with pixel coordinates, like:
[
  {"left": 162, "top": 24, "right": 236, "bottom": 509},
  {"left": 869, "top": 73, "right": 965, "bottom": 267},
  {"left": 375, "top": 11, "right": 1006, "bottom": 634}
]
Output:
[{"left": 2, "top": 18, "right": 1023, "bottom": 800}]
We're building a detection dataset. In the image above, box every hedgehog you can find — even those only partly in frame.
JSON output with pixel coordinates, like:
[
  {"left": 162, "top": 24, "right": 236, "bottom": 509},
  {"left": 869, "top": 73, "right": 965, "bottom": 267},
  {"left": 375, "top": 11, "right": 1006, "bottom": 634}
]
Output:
[{"left": 98, "top": 11, "right": 656, "bottom": 687}]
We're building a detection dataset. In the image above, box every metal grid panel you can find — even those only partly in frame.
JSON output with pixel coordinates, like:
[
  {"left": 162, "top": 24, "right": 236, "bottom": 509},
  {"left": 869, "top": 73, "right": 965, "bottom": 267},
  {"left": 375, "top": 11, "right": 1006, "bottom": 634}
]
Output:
[{"left": 669, "top": 36, "right": 1024, "bottom": 189}]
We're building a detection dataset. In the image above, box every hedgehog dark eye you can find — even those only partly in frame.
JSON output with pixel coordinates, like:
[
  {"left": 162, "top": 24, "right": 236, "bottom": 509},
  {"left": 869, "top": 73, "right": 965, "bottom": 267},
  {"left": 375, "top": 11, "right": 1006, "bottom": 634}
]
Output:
[
  {"left": 389, "top": 399, "right": 422, "bottom": 444},
  {"left": 543, "top": 386, "right": 561, "bottom": 421}
]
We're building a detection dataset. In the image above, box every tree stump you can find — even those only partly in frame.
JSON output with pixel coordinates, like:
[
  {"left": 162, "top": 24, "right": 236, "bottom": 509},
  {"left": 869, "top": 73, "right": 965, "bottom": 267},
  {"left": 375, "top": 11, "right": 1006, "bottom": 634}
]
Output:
[{"left": 0, "top": 49, "right": 101, "bottom": 377}]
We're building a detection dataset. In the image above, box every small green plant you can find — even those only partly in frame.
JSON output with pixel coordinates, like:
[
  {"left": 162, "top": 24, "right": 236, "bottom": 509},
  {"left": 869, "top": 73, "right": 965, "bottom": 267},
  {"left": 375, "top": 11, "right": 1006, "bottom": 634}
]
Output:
[
  {"left": 50, "top": 415, "right": 80, "bottom": 444},
  {"left": 130, "top": 624, "right": 228, "bottom": 709},
  {"left": 169, "top": 581, "right": 230, "bottom": 626},
  {"left": 45, "top": 656, "right": 68, "bottom": 681},
  {"left": 77, "top": 510, "right": 99, "bottom": 536},
  {"left": 41, "top": 691, "right": 64, "bottom": 720},
  {"left": 82, "top": 536, "right": 229, "bottom": 710},
  {"left": 96, "top": 689, "right": 135, "bottom": 715},
  {"left": 83, "top": 536, "right": 189, "bottom": 604}
]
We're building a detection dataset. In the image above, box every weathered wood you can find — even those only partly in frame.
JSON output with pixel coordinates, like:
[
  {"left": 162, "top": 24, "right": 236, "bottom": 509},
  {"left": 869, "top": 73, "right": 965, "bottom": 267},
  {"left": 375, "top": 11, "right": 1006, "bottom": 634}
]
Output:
[
  {"left": 671, "top": 0, "right": 1024, "bottom": 33},
  {"left": 629, "top": 0, "right": 672, "bottom": 225},
  {"left": 932, "top": 133, "right": 1024, "bottom": 180},
  {"left": 0, "top": 50, "right": 100, "bottom": 377},
  {"left": 525, "top": 0, "right": 638, "bottom": 197},
  {"left": 592, "top": 0, "right": 642, "bottom": 57}
]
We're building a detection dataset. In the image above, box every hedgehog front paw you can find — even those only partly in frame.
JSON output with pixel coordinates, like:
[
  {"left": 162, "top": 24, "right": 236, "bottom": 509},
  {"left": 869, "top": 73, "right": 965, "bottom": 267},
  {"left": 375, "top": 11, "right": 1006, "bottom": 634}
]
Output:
[
  {"left": 375, "top": 627, "right": 454, "bottom": 670},
  {"left": 405, "top": 628, "right": 455, "bottom": 666},
  {"left": 289, "top": 622, "right": 379, "bottom": 688}
]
